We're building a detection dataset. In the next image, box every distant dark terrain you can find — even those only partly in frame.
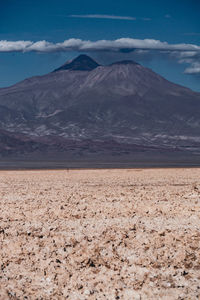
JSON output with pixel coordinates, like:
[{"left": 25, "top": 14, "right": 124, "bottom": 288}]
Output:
[{"left": 0, "top": 54, "right": 200, "bottom": 168}]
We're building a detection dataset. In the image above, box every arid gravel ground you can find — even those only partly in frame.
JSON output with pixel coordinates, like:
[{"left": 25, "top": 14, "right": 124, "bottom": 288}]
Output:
[{"left": 0, "top": 168, "right": 200, "bottom": 300}]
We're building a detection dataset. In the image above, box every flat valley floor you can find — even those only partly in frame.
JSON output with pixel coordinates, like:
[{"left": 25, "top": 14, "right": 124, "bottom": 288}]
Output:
[{"left": 0, "top": 169, "right": 200, "bottom": 299}]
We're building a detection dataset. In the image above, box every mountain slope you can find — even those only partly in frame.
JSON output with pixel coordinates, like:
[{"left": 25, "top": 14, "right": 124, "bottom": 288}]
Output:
[{"left": 0, "top": 55, "right": 200, "bottom": 160}]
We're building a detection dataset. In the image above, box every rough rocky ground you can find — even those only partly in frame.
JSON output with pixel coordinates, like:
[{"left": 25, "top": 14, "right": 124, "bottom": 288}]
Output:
[{"left": 0, "top": 168, "right": 199, "bottom": 299}]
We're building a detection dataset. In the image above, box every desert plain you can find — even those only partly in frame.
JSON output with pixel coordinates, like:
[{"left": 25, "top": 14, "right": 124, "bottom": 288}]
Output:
[{"left": 0, "top": 168, "right": 200, "bottom": 299}]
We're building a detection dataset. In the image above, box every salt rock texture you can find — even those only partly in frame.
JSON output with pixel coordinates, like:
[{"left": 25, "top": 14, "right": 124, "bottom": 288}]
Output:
[{"left": 0, "top": 168, "right": 200, "bottom": 300}]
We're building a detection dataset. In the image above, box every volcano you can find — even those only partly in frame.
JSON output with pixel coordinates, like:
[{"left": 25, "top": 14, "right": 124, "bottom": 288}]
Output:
[
  {"left": 53, "top": 54, "right": 100, "bottom": 72},
  {"left": 0, "top": 54, "right": 200, "bottom": 166}
]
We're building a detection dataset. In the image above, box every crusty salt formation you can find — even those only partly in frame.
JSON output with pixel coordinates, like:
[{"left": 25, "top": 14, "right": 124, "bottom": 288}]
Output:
[{"left": 0, "top": 169, "right": 199, "bottom": 299}]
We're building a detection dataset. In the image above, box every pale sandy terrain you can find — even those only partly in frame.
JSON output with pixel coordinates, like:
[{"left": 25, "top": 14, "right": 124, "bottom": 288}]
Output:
[{"left": 0, "top": 168, "right": 200, "bottom": 300}]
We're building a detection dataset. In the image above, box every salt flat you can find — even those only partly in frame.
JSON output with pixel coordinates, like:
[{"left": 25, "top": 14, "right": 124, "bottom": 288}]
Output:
[{"left": 0, "top": 169, "right": 200, "bottom": 299}]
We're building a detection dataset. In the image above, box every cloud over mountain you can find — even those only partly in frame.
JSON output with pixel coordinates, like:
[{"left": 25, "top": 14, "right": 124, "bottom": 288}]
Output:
[
  {"left": 0, "top": 38, "right": 200, "bottom": 74},
  {"left": 1, "top": 38, "right": 200, "bottom": 53},
  {"left": 184, "top": 62, "right": 200, "bottom": 74}
]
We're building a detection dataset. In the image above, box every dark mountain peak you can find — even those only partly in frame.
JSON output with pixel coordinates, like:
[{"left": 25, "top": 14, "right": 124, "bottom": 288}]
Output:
[
  {"left": 110, "top": 60, "right": 140, "bottom": 67},
  {"left": 53, "top": 54, "right": 100, "bottom": 72}
]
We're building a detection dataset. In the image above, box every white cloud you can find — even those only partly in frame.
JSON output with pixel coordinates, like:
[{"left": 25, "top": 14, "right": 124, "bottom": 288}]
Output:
[
  {"left": 184, "top": 62, "right": 200, "bottom": 74},
  {"left": 0, "top": 40, "right": 32, "bottom": 52},
  {"left": 1, "top": 38, "right": 200, "bottom": 53},
  {"left": 172, "top": 51, "right": 200, "bottom": 74},
  {"left": 28, "top": 40, "right": 57, "bottom": 52},
  {"left": 0, "top": 37, "right": 200, "bottom": 74},
  {"left": 69, "top": 14, "right": 136, "bottom": 20}
]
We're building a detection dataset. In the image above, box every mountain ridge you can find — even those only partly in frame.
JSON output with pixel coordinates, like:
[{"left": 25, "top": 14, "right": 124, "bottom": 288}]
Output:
[{"left": 0, "top": 54, "right": 200, "bottom": 162}]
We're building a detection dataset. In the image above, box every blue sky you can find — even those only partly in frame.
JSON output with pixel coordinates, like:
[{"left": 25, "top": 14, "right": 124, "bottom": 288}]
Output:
[{"left": 0, "top": 0, "right": 200, "bottom": 91}]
